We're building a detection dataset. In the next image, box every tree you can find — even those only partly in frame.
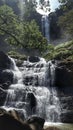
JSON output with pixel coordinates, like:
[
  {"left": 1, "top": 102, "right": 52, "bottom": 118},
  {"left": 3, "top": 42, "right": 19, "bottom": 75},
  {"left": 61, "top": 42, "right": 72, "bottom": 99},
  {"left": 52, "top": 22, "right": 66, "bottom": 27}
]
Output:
[
  {"left": 21, "top": 20, "right": 48, "bottom": 52},
  {"left": 23, "top": 0, "right": 37, "bottom": 21},
  {"left": 0, "top": 0, "right": 20, "bottom": 15},
  {"left": 0, "top": 5, "right": 21, "bottom": 44},
  {"left": 0, "top": 5, "right": 48, "bottom": 53},
  {"left": 39, "top": 0, "right": 50, "bottom": 12},
  {"left": 58, "top": 9, "right": 73, "bottom": 36},
  {"left": 58, "top": 0, "right": 73, "bottom": 37},
  {"left": 58, "top": 0, "right": 73, "bottom": 11}
]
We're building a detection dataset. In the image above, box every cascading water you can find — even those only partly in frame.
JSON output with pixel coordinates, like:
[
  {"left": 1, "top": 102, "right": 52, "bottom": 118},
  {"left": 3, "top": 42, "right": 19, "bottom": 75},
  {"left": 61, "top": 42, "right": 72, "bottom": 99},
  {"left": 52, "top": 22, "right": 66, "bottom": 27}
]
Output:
[
  {"left": 2, "top": 57, "right": 61, "bottom": 122},
  {"left": 19, "top": 0, "right": 25, "bottom": 20},
  {"left": 42, "top": 15, "right": 50, "bottom": 42}
]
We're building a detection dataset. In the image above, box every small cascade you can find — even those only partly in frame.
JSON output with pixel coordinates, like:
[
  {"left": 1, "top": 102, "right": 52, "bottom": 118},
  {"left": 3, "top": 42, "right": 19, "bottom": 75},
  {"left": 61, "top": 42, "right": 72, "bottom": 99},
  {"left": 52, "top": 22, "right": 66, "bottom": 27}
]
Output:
[
  {"left": 9, "top": 57, "right": 23, "bottom": 84},
  {"left": 2, "top": 56, "right": 61, "bottom": 122},
  {"left": 42, "top": 15, "right": 50, "bottom": 42}
]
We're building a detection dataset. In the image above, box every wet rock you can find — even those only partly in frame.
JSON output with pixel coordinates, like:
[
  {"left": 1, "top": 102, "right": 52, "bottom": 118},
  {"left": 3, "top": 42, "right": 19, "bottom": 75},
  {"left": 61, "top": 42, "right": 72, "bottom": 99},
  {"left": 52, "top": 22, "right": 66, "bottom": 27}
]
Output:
[
  {"left": 60, "top": 111, "right": 73, "bottom": 123},
  {"left": 26, "top": 116, "right": 45, "bottom": 130},
  {"left": 23, "top": 75, "right": 38, "bottom": 86},
  {"left": 55, "top": 61, "right": 73, "bottom": 87},
  {"left": 55, "top": 60, "right": 73, "bottom": 123},
  {"left": 0, "top": 51, "right": 11, "bottom": 69},
  {"left": 57, "top": 88, "right": 73, "bottom": 123},
  {"left": 0, "top": 87, "right": 7, "bottom": 106},
  {"left": 0, "top": 108, "right": 25, "bottom": 122},
  {"left": 29, "top": 56, "right": 40, "bottom": 63},
  {"left": 27, "top": 93, "right": 37, "bottom": 113},
  {"left": 0, "top": 113, "right": 31, "bottom": 130},
  {"left": 2, "top": 81, "right": 11, "bottom": 90},
  {"left": 0, "top": 111, "right": 45, "bottom": 130},
  {"left": 0, "top": 70, "right": 13, "bottom": 85}
]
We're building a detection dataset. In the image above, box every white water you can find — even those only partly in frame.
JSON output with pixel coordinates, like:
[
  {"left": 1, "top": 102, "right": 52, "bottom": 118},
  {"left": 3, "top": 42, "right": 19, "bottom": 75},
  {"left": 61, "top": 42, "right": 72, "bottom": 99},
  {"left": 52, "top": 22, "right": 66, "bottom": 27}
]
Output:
[
  {"left": 42, "top": 15, "right": 50, "bottom": 42},
  {"left": 2, "top": 57, "right": 61, "bottom": 122}
]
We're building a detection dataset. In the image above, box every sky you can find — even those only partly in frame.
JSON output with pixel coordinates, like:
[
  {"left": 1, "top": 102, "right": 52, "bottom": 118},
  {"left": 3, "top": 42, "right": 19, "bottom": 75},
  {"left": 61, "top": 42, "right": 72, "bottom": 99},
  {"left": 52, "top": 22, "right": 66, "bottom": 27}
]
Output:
[
  {"left": 37, "top": 0, "right": 60, "bottom": 15},
  {"left": 49, "top": 0, "right": 60, "bottom": 11}
]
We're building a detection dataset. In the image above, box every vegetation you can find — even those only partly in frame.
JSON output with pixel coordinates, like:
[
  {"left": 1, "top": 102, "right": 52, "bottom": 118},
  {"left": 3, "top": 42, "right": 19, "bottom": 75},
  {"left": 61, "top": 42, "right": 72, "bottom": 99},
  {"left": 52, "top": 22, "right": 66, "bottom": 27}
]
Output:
[
  {"left": 44, "top": 41, "right": 73, "bottom": 61},
  {"left": 23, "top": 0, "right": 37, "bottom": 21},
  {"left": 0, "top": 5, "right": 48, "bottom": 54},
  {"left": 58, "top": 0, "right": 73, "bottom": 37},
  {"left": 8, "top": 51, "right": 27, "bottom": 60},
  {"left": 49, "top": 0, "right": 73, "bottom": 40},
  {"left": 58, "top": 9, "right": 73, "bottom": 36},
  {"left": 8, "top": 51, "right": 28, "bottom": 66},
  {"left": 0, "top": 0, "right": 20, "bottom": 14}
]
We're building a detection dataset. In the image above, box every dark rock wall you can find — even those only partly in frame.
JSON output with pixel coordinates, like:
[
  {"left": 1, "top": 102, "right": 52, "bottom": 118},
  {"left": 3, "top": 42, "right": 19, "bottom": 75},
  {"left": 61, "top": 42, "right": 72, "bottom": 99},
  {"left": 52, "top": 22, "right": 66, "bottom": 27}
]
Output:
[{"left": 55, "top": 61, "right": 73, "bottom": 123}]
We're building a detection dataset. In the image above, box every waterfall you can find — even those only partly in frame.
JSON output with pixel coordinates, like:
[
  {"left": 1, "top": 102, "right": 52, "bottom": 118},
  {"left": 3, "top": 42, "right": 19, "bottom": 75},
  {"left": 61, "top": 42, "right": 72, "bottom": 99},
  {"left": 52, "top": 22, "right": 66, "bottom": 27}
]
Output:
[
  {"left": 19, "top": 0, "right": 24, "bottom": 20},
  {"left": 2, "top": 57, "right": 61, "bottom": 122},
  {"left": 42, "top": 15, "right": 50, "bottom": 42}
]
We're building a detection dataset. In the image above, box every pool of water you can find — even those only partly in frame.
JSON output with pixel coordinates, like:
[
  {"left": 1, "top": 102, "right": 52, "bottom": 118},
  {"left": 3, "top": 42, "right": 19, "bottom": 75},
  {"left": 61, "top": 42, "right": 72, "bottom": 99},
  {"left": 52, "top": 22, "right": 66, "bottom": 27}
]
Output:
[{"left": 44, "top": 122, "right": 73, "bottom": 130}]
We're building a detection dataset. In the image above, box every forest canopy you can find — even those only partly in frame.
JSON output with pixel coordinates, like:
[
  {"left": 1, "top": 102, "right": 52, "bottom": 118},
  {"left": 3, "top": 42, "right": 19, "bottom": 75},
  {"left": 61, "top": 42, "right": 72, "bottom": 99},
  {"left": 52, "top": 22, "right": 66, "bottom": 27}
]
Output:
[
  {"left": 0, "top": 3, "right": 48, "bottom": 54},
  {"left": 58, "top": 0, "right": 73, "bottom": 37}
]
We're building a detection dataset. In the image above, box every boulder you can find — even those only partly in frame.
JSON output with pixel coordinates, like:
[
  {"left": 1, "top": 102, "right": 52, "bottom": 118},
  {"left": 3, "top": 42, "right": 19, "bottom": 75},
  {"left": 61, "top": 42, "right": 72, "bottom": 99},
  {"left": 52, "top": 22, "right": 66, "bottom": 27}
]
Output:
[
  {"left": 0, "top": 112, "right": 45, "bottom": 130},
  {"left": 0, "top": 51, "right": 11, "bottom": 69},
  {"left": 26, "top": 116, "right": 45, "bottom": 130},
  {"left": 29, "top": 56, "right": 40, "bottom": 63},
  {"left": 0, "top": 70, "right": 13, "bottom": 85},
  {"left": 0, "top": 108, "right": 25, "bottom": 123},
  {"left": 0, "top": 113, "right": 31, "bottom": 130}
]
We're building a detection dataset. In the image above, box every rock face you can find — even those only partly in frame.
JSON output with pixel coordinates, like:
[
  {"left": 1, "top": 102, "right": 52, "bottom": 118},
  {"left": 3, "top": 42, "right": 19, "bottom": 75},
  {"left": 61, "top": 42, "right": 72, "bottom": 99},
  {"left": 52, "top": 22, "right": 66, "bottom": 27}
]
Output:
[
  {"left": 0, "top": 51, "right": 11, "bottom": 69},
  {"left": 0, "top": 51, "right": 14, "bottom": 106},
  {"left": 0, "top": 51, "right": 13, "bottom": 85},
  {"left": 55, "top": 61, "right": 73, "bottom": 123},
  {"left": 0, "top": 87, "right": 7, "bottom": 106},
  {"left": 55, "top": 61, "right": 73, "bottom": 87},
  {"left": 58, "top": 90, "right": 73, "bottom": 123},
  {"left": 0, "top": 70, "right": 13, "bottom": 85}
]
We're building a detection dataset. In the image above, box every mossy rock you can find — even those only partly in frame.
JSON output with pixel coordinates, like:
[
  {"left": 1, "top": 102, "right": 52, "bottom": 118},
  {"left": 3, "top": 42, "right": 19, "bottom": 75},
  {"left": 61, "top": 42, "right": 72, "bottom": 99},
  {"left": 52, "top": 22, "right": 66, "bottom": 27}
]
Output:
[{"left": 8, "top": 51, "right": 27, "bottom": 61}]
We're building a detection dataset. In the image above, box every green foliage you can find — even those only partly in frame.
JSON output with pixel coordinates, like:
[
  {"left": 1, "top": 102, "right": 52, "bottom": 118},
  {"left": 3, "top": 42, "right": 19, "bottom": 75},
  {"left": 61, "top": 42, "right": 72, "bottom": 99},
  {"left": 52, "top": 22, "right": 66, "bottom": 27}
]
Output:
[
  {"left": 8, "top": 51, "right": 27, "bottom": 60},
  {"left": 58, "top": 9, "right": 73, "bottom": 36},
  {"left": 57, "top": 0, "right": 73, "bottom": 37},
  {"left": 23, "top": 0, "right": 37, "bottom": 21},
  {"left": 0, "top": 0, "right": 20, "bottom": 15},
  {"left": 44, "top": 44, "right": 54, "bottom": 60},
  {"left": 53, "top": 41, "right": 73, "bottom": 60},
  {"left": 20, "top": 20, "right": 48, "bottom": 52},
  {"left": 44, "top": 41, "right": 73, "bottom": 61},
  {"left": 0, "top": 5, "right": 48, "bottom": 54}
]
